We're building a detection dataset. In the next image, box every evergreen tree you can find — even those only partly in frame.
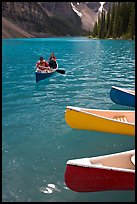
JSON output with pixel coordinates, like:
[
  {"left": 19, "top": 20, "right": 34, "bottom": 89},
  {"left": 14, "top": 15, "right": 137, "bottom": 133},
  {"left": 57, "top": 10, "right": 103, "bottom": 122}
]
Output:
[
  {"left": 90, "top": 2, "right": 135, "bottom": 39},
  {"left": 97, "top": 12, "right": 101, "bottom": 38},
  {"left": 102, "top": 9, "right": 107, "bottom": 38},
  {"left": 106, "top": 4, "right": 111, "bottom": 38},
  {"left": 113, "top": 2, "right": 120, "bottom": 38},
  {"left": 107, "top": 2, "right": 116, "bottom": 38},
  {"left": 128, "top": 2, "right": 135, "bottom": 39},
  {"left": 92, "top": 22, "right": 98, "bottom": 37}
]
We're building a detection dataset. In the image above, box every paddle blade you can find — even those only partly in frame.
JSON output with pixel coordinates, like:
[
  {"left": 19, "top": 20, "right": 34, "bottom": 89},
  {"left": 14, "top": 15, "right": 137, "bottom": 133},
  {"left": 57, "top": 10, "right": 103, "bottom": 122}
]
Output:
[{"left": 56, "top": 69, "right": 65, "bottom": 74}]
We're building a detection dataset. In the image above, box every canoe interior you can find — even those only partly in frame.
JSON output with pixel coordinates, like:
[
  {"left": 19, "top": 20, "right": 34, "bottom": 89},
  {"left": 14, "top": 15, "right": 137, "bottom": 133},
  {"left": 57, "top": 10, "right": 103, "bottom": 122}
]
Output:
[
  {"left": 89, "top": 150, "right": 135, "bottom": 170},
  {"left": 67, "top": 150, "right": 135, "bottom": 171},
  {"left": 126, "top": 89, "right": 135, "bottom": 95},
  {"left": 80, "top": 108, "right": 135, "bottom": 124}
]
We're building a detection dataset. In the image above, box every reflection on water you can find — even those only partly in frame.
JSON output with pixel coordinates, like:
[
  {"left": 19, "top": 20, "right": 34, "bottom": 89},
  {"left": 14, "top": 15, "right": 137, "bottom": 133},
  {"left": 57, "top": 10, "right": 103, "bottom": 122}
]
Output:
[{"left": 40, "top": 184, "right": 61, "bottom": 194}]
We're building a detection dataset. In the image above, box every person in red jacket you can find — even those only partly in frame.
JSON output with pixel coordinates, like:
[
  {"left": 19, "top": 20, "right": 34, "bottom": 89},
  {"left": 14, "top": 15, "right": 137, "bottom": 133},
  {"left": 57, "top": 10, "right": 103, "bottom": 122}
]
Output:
[{"left": 36, "top": 56, "right": 50, "bottom": 71}]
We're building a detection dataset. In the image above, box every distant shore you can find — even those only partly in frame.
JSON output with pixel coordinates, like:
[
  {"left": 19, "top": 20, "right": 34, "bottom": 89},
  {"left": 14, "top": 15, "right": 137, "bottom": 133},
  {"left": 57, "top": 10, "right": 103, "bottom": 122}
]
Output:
[{"left": 87, "top": 35, "right": 135, "bottom": 40}]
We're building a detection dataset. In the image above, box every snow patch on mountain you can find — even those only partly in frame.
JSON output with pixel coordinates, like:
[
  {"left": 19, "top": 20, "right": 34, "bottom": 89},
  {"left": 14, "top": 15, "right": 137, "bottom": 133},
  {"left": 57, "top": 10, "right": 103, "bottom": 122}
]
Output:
[
  {"left": 99, "top": 2, "right": 105, "bottom": 12},
  {"left": 71, "top": 2, "right": 82, "bottom": 17}
]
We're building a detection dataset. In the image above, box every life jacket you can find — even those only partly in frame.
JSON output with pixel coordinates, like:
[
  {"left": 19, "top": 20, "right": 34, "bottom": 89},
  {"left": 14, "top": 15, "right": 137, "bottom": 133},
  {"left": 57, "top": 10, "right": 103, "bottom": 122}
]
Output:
[{"left": 36, "top": 60, "right": 49, "bottom": 69}]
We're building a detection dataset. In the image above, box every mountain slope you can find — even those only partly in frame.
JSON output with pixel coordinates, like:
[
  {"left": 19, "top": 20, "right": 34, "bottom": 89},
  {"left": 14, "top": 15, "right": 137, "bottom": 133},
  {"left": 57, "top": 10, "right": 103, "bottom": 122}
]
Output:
[
  {"left": 2, "top": 17, "right": 34, "bottom": 38},
  {"left": 2, "top": 2, "right": 103, "bottom": 38}
]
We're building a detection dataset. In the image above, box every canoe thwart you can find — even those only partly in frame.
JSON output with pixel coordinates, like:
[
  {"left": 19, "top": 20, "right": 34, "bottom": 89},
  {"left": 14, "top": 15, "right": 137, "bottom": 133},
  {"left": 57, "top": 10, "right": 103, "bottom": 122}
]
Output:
[
  {"left": 113, "top": 116, "right": 127, "bottom": 123},
  {"left": 131, "top": 155, "right": 135, "bottom": 165}
]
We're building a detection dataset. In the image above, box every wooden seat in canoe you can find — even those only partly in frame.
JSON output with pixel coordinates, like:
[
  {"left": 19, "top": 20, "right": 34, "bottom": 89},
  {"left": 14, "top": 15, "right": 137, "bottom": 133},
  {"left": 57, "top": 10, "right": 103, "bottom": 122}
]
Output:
[
  {"left": 131, "top": 155, "right": 135, "bottom": 165},
  {"left": 113, "top": 116, "right": 127, "bottom": 123}
]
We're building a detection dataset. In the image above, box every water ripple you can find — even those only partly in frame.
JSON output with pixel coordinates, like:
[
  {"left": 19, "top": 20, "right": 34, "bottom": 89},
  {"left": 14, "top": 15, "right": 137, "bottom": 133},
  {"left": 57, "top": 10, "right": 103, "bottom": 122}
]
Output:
[{"left": 2, "top": 38, "right": 135, "bottom": 202}]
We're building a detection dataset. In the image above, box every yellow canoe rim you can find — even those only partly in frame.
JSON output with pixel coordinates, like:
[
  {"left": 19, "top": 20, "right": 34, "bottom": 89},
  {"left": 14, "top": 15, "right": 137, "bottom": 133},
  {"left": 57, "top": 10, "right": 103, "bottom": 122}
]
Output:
[{"left": 65, "top": 106, "right": 135, "bottom": 136}]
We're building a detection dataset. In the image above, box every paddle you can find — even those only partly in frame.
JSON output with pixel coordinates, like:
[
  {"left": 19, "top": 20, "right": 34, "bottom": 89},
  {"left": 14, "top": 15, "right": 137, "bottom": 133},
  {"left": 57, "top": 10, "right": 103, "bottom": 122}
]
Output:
[
  {"left": 56, "top": 69, "right": 65, "bottom": 74},
  {"left": 37, "top": 65, "right": 65, "bottom": 74}
]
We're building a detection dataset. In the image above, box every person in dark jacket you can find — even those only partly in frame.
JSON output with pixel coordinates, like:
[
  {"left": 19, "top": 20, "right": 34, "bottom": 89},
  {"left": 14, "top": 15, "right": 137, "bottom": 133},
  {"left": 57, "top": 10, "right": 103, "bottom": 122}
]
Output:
[{"left": 48, "top": 53, "right": 57, "bottom": 69}]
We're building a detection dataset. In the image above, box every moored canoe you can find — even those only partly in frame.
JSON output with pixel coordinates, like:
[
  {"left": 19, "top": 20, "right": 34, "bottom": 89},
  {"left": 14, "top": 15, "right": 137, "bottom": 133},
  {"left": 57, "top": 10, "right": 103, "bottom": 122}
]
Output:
[
  {"left": 110, "top": 86, "right": 135, "bottom": 107},
  {"left": 64, "top": 149, "right": 135, "bottom": 192},
  {"left": 65, "top": 106, "right": 135, "bottom": 136}
]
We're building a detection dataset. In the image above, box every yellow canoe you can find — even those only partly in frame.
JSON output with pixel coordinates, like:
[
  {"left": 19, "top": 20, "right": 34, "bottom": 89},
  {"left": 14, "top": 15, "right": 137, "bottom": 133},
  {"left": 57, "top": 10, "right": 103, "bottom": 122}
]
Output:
[{"left": 65, "top": 106, "right": 135, "bottom": 136}]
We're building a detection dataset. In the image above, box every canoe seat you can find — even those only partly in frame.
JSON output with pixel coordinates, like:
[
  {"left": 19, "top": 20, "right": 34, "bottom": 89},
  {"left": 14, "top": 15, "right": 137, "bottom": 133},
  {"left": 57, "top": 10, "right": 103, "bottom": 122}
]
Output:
[
  {"left": 113, "top": 116, "right": 127, "bottom": 123},
  {"left": 131, "top": 155, "right": 135, "bottom": 165}
]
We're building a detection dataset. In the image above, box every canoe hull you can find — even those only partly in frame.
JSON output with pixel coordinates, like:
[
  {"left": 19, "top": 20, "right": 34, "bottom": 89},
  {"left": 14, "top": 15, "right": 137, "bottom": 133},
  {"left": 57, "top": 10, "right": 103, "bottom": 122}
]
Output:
[
  {"left": 65, "top": 106, "right": 135, "bottom": 136},
  {"left": 110, "top": 86, "right": 135, "bottom": 107},
  {"left": 64, "top": 149, "right": 135, "bottom": 192},
  {"left": 35, "top": 70, "right": 56, "bottom": 82},
  {"left": 65, "top": 164, "right": 135, "bottom": 192}
]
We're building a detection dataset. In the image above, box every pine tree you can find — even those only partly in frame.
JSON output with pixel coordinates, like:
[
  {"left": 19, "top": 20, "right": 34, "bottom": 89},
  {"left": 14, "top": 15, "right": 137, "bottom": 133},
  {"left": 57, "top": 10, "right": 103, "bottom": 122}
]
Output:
[
  {"left": 107, "top": 2, "right": 115, "bottom": 38},
  {"left": 90, "top": 2, "right": 135, "bottom": 39},
  {"left": 97, "top": 12, "right": 101, "bottom": 38},
  {"left": 92, "top": 22, "right": 98, "bottom": 38},
  {"left": 128, "top": 2, "right": 135, "bottom": 39},
  {"left": 102, "top": 9, "right": 107, "bottom": 38},
  {"left": 106, "top": 4, "right": 111, "bottom": 38},
  {"left": 113, "top": 2, "right": 120, "bottom": 38}
]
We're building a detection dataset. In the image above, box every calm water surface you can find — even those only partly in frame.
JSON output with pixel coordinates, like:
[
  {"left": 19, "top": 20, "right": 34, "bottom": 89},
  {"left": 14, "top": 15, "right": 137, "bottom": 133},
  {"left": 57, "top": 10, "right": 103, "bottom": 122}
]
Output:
[{"left": 2, "top": 37, "right": 135, "bottom": 202}]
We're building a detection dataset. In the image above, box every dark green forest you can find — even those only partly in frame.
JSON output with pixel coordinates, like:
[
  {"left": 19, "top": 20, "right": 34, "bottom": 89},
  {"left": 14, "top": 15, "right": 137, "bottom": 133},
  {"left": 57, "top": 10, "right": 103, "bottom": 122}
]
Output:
[{"left": 91, "top": 2, "right": 135, "bottom": 39}]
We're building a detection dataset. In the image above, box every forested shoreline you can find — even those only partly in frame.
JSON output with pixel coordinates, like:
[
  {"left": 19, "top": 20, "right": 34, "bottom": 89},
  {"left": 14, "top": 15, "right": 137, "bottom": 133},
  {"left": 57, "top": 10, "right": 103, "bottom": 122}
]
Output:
[{"left": 90, "top": 2, "right": 135, "bottom": 39}]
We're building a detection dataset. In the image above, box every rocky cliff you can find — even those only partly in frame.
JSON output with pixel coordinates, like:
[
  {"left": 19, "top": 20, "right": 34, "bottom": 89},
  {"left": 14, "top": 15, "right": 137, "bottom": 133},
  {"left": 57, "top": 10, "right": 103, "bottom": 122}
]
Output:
[{"left": 2, "top": 2, "right": 109, "bottom": 38}]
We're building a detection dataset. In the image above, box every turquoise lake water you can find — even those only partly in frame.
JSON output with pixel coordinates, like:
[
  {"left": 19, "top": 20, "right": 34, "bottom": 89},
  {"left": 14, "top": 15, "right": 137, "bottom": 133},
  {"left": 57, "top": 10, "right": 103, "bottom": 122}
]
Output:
[{"left": 2, "top": 37, "right": 135, "bottom": 202}]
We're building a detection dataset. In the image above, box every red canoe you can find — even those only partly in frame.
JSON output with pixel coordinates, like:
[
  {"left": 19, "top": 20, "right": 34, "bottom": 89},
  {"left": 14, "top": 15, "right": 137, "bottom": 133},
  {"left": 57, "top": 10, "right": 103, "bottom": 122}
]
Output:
[{"left": 64, "top": 149, "right": 135, "bottom": 192}]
